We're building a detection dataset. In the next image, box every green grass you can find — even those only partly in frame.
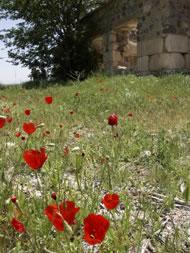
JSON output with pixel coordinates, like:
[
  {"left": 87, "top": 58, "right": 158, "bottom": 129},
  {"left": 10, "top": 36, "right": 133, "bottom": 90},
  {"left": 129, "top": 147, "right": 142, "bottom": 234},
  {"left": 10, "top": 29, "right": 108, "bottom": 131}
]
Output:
[{"left": 0, "top": 73, "right": 190, "bottom": 252}]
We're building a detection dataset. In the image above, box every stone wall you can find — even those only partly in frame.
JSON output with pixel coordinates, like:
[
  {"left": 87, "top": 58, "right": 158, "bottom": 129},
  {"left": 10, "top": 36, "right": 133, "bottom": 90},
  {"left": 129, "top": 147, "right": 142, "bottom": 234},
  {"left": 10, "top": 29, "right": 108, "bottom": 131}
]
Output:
[{"left": 84, "top": 0, "right": 190, "bottom": 74}]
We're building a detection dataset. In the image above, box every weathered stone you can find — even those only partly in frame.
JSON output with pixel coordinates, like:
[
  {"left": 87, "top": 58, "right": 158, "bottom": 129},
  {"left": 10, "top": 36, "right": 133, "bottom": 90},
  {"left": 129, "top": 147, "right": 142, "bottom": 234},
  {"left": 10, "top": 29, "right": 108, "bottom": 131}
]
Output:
[
  {"left": 138, "top": 38, "right": 164, "bottom": 56},
  {"left": 84, "top": 0, "right": 190, "bottom": 74},
  {"left": 128, "top": 41, "right": 137, "bottom": 56},
  {"left": 137, "top": 56, "right": 149, "bottom": 71},
  {"left": 113, "top": 51, "right": 122, "bottom": 62},
  {"left": 150, "top": 53, "right": 185, "bottom": 70},
  {"left": 185, "top": 54, "right": 190, "bottom": 69},
  {"left": 165, "top": 34, "right": 188, "bottom": 53}
]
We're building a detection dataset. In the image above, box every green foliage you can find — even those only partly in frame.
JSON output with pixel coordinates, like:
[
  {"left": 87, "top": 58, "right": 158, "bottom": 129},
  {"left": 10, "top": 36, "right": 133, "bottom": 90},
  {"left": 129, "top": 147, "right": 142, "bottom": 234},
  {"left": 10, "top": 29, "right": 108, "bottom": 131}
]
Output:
[{"left": 0, "top": 0, "right": 102, "bottom": 82}]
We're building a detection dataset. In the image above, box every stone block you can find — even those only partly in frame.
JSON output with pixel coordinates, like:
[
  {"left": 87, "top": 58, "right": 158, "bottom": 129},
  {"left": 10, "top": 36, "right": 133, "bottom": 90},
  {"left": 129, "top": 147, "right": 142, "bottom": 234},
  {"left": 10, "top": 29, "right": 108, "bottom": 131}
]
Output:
[
  {"left": 113, "top": 51, "right": 122, "bottom": 62},
  {"left": 185, "top": 54, "right": 190, "bottom": 69},
  {"left": 138, "top": 38, "right": 164, "bottom": 56},
  {"left": 137, "top": 56, "right": 149, "bottom": 71},
  {"left": 143, "top": 3, "right": 152, "bottom": 13},
  {"left": 150, "top": 53, "right": 185, "bottom": 71},
  {"left": 128, "top": 41, "right": 137, "bottom": 56},
  {"left": 165, "top": 34, "right": 188, "bottom": 53}
]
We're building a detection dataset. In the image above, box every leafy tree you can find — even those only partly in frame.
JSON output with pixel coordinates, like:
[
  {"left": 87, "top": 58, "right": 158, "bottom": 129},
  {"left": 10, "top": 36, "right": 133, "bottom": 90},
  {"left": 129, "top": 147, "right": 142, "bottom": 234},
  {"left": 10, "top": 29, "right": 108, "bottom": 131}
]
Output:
[{"left": 0, "top": 0, "right": 103, "bottom": 81}]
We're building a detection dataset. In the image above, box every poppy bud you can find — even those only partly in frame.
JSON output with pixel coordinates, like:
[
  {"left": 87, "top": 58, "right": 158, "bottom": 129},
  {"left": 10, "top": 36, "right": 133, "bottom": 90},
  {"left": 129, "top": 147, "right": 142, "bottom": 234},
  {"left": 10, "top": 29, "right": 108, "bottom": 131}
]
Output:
[
  {"left": 108, "top": 113, "right": 118, "bottom": 126},
  {"left": 51, "top": 192, "right": 57, "bottom": 200},
  {"left": 11, "top": 196, "right": 17, "bottom": 203}
]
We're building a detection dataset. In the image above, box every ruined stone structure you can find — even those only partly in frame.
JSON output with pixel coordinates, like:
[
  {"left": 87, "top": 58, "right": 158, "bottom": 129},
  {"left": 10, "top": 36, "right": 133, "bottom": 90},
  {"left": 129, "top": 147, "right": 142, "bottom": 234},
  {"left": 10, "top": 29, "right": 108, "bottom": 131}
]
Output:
[{"left": 84, "top": 0, "right": 190, "bottom": 74}]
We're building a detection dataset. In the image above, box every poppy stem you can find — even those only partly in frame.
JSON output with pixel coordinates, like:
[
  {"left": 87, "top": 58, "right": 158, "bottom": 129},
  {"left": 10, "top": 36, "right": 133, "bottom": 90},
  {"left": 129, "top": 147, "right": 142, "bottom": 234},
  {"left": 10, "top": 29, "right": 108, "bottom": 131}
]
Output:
[{"left": 35, "top": 170, "right": 42, "bottom": 189}]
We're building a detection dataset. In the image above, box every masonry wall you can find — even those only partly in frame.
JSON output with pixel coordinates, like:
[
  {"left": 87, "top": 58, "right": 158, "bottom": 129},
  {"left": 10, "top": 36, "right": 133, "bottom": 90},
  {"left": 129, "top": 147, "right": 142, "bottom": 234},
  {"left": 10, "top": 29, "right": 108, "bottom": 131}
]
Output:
[{"left": 84, "top": 0, "right": 190, "bottom": 74}]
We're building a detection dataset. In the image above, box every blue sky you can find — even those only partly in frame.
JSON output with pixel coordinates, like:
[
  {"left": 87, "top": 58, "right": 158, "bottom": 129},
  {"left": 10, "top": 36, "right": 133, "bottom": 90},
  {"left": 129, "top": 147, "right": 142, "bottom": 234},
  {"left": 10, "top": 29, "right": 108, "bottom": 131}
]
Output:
[{"left": 0, "top": 19, "right": 30, "bottom": 85}]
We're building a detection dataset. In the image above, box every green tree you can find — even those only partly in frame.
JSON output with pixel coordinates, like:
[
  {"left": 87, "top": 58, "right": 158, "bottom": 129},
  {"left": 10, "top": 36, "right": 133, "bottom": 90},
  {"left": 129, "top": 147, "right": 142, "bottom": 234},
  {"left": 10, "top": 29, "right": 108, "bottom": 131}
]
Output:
[{"left": 0, "top": 0, "right": 103, "bottom": 81}]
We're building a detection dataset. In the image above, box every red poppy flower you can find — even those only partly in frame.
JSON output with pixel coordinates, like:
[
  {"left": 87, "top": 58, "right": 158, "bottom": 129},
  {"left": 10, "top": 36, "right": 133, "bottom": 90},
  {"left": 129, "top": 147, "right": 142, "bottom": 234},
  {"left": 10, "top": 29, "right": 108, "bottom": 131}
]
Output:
[
  {"left": 108, "top": 113, "right": 118, "bottom": 126},
  {"left": 106, "top": 88, "right": 109, "bottom": 91},
  {"left": 0, "top": 118, "right": 6, "bottom": 128},
  {"left": 7, "top": 117, "right": 12, "bottom": 123},
  {"left": 25, "top": 110, "right": 31, "bottom": 115},
  {"left": 75, "top": 133, "right": 80, "bottom": 138},
  {"left": 128, "top": 113, "right": 133, "bottom": 117},
  {"left": 23, "top": 122, "right": 36, "bottom": 135},
  {"left": 59, "top": 124, "right": 63, "bottom": 128},
  {"left": 11, "top": 218, "right": 25, "bottom": 232},
  {"left": 45, "top": 131, "right": 50, "bottom": 135},
  {"left": 83, "top": 213, "right": 110, "bottom": 245},
  {"left": 21, "top": 91, "right": 25, "bottom": 93},
  {"left": 100, "top": 88, "right": 103, "bottom": 91},
  {"left": 75, "top": 92, "right": 78, "bottom": 96},
  {"left": 16, "top": 132, "right": 21, "bottom": 137},
  {"left": 172, "top": 97, "right": 177, "bottom": 99},
  {"left": 23, "top": 148, "right": 48, "bottom": 169},
  {"left": 6, "top": 108, "right": 11, "bottom": 113},
  {"left": 147, "top": 96, "right": 150, "bottom": 99},
  {"left": 13, "top": 103, "right": 16, "bottom": 106},
  {"left": 45, "top": 97, "right": 53, "bottom": 104},
  {"left": 115, "top": 91, "right": 117, "bottom": 94},
  {"left": 102, "top": 193, "right": 119, "bottom": 210},
  {"left": 70, "top": 110, "right": 74, "bottom": 115},
  {"left": 64, "top": 146, "right": 69, "bottom": 156},
  {"left": 45, "top": 201, "right": 80, "bottom": 231}
]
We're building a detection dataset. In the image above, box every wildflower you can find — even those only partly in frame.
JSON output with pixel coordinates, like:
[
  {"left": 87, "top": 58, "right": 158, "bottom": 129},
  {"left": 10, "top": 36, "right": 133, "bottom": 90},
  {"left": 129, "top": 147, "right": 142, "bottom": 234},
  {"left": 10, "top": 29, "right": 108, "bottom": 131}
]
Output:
[
  {"left": 75, "top": 133, "right": 80, "bottom": 138},
  {"left": 16, "top": 131, "right": 21, "bottom": 137},
  {"left": 45, "top": 131, "right": 50, "bottom": 135},
  {"left": 11, "top": 218, "right": 25, "bottom": 232},
  {"left": 45, "top": 97, "right": 53, "bottom": 104},
  {"left": 6, "top": 108, "right": 11, "bottom": 113},
  {"left": 83, "top": 213, "right": 110, "bottom": 245},
  {"left": 147, "top": 96, "right": 150, "bottom": 99},
  {"left": 11, "top": 196, "right": 17, "bottom": 203},
  {"left": 59, "top": 124, "right": 63, "bottom": 128},
  {"left": 13, "top": 103, "right": 16, "bottom": 106},
  {"left": 7, "top": 117, "right": 12, "bottom": 123},
  {"left": 25, "top": 110, "right": 31, "bottom": 115},
  {"left": 102, "top": 193, "right": 119, "bottom": 210},
  {"left": 115, "top": 91, "right": 117, "bottom": 94},
  {"left": 23, "top": 122, "right": 36, "bottom": 135},
  {"left": 105, "top": 88, "right": 109, "bottom": 91},
  {"left": 100, "top": 88, "right": 103, "bottom": 91},
  {"left": 23, "top": 148, "right": 48, "bottom": 169},
  {"left": 70, "top": 110, "right": 74, "bottom": 115},
  {"left": 0, "top": 118, "right": 6, "bottom": 128},
  {"left": 64, "top": 146, "right": 69, "bottom": 156},
  {"left": 128, "top": 113, "right": 133, "bottom": 117},
  {"left": 45, "top": 201, "right": 80, "bottom": 231},
  {"left": 51, "top": 192, "right": 57, "bottom": 200},
  {"left": 108, "top": 113, "right": 118, "bottom": 126},
  {"left": 75, "top": 92, "right": 78, "bottom": 96}
]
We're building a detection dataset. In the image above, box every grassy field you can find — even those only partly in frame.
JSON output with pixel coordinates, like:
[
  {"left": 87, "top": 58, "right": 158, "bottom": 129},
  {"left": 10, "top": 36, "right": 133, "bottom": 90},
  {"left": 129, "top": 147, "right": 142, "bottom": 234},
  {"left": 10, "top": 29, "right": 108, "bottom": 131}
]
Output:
[{"left": 0, "top": 73, "right": 190, "bottom": 252}]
